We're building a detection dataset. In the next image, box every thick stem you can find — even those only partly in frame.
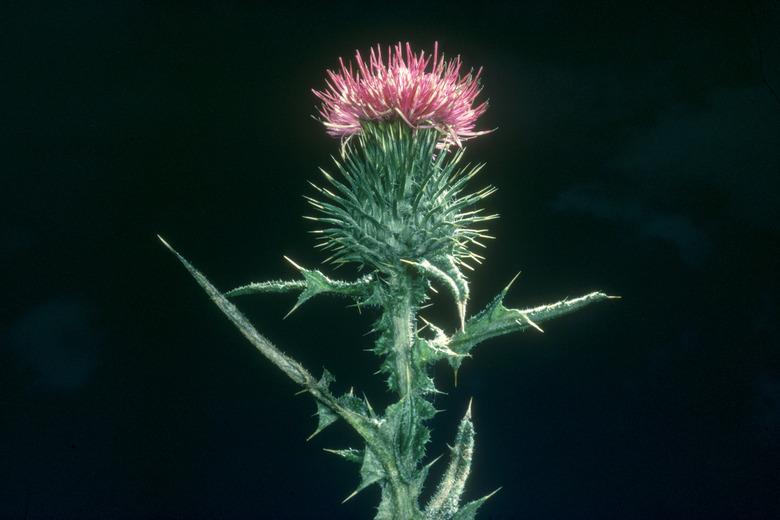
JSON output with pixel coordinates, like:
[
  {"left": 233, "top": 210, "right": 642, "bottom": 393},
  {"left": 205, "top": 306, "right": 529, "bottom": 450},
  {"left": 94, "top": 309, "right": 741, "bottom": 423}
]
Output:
[
  {"left": 389, "top": 479, "right": 421, "bottom": 520},
  {"left": 380, "top": 272, "right": 426, "bottom": 518},
  {"left": 390, "top": 276, "right": 416, "bottom": 399}
]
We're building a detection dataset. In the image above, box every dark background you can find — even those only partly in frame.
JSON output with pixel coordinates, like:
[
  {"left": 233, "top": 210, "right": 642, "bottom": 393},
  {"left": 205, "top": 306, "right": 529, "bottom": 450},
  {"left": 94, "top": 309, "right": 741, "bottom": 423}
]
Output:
[{"left": 2, "top": 1, "right": 779, "bottom": 518}]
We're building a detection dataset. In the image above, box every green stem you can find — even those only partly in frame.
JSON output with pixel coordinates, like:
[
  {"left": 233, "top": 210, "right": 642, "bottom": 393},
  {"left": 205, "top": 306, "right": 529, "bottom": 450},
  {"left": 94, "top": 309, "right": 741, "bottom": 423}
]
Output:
[
  {"left": 389, "top": 275, "right": 416, "bottom": 399},
  {"left": 381, "top": 272, "right": 426, "bottom": 518}
]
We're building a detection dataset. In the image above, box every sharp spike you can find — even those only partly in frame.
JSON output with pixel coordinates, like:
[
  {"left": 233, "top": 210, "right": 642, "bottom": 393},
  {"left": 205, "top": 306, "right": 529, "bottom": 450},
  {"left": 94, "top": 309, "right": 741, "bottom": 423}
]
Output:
[
  {"left": 341, "top": 489, "right": 360, "bottom": 504},
  {"left": 483, "top": 487, "right": 503, "bottom": 500},
  {"left": 283, "top": 255, "right": 305, "bottom": 271},
  {"left": 519, "top": 313, "right": 544, "bottom": 333},
  {"left": 426, "top": 454, "right": 444, "bottom": 468},
  {"left": 157, "top": 234, "right": 173, "bottom": 251},
  {"left": 504, "top": 271, "right": 522, "bottom": 293},
  {"left": 458, "top": 301, "right": 466, "bottom": 332}
]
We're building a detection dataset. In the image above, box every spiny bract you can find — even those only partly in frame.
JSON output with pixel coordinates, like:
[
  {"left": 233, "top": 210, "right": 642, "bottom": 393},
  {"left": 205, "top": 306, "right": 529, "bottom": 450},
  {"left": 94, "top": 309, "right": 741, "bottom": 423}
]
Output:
[{"left": 307, "top": 120, "right": 497, "bottom": 274}]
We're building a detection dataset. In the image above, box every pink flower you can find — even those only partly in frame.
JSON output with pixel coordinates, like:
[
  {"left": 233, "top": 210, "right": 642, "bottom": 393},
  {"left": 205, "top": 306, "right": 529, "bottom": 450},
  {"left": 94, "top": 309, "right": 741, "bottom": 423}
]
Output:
[{"left": 313, "top": 42, "right": 490, "bottom": 146}]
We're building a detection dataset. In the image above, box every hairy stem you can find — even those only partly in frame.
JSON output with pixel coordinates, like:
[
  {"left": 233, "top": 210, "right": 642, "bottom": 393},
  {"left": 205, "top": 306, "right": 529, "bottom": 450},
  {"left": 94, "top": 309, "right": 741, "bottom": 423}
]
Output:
[
  {"left": 383, "top": 272, "right": 427, "bottom": 518},
  {"left": 389, "top": 274, "right": 416, "bottom": 399}
]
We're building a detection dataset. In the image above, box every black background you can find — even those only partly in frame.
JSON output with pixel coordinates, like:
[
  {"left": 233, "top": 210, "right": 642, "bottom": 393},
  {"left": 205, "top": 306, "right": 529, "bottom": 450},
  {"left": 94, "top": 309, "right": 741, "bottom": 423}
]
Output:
[{"left": 2, "top": 1, "right": 779, "bottom": 518}]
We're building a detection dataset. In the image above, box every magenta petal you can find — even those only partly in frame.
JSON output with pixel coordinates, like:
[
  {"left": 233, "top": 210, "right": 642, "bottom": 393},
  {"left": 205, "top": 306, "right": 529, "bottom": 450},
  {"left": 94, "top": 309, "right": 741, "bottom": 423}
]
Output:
[{"left": 313, "top": 42, "right": 490, "bottom": 145}]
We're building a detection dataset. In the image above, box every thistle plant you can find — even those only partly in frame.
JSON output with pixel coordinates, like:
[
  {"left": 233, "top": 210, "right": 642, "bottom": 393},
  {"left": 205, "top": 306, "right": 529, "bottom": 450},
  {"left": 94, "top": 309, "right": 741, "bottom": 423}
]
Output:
[{"left": 161, "top": 42, "right": 615, "bottom": 519}]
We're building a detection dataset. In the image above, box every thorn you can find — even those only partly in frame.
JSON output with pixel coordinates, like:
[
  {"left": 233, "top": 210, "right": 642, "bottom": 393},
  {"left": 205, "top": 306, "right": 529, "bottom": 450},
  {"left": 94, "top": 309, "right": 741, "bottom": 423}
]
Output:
[
  {"left": 399, "top": 258, "right": 420, "bottom": 267},
  {"left": 156, "top": 234, "right": 173, "bottom": 251},
  {"left": 425, "top": 454, "right": 444, "bottom": 468},
  {"left": 283, "top": 301, "right": 304, "bottom": 319},
  {"left": 466, "top": 397, "right": 473, "bottom": 418},
  {"left": 283, "top": 255, "right": 305, "bottom": 271},
  {"left": 519, "top": 313, "right": 544, "bottom": 333},
  {"left": 504, "top": 271, "right": 522, "bottom": 293},
  {"left": 607, "top": 294, "right": 622, "bottom": 299},
  {"left": 484, "top": 486, "right": 503, "bottom": 500},
  {"left": 453, "top": 367, "right": 459, "bottom": 388},
  {"left": 342, "top": 489, "right": 360, "bottom": 504},
  {"left": 362, "top": 393, "right": 375, "bottom": 416},
  {"left": 294, "top": 388, "right": 308, "bottom": 396}
]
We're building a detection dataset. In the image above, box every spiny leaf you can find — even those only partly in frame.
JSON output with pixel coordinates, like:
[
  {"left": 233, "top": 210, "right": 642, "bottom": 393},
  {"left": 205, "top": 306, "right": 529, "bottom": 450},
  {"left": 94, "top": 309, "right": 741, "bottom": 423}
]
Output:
[
  {"left": 343, "top": 447, "right": 386, "bottom": 503},
  {"left": 308, "top": 400, "right": 339, "bottom": 441},
  {"left": 382, "top": 396, "right": 431, "bottom": 478},
  {"left": 224, "top": 279, "right": 306, "bottom": 297},
  {"left": 160, "top": 237, "right": 384, "bottom": 453},
  {"left": 306, "top": 368, "right": 341, "bottom": 440},
  {"left": 450, "top": 488, "right": 502, "bottom": 520},
  {"left": 319, "top": 368, "right": 336, "bottom": 389},
  {"left": 449, "top": 290, "right": 618, "bottom": 358},
  {"left": 415, "top": 323, "right": 467, "bottom": 367},
  {"left": 337, "top": 391, "right": 370, "bottom": 418},
  {"left": 401, "top": 256, "right": 469, "bottom": 330},
  {"left": 425, "top": 401, "right": 475, "bottom": 520},
  {"left": 225, "top": 256, "right": 374, "bottom": 315},
  {"left": 323, "top": 447, "right": 362, "bottom": 464},
  {"left": 281, "top": 256, "right": 373, "bottom": 317},
  {"left": 158, "top": 236, "right": 311, "bottom": 386},
  {"left": 412, "top": 454, "right": 443, "bottom": 499}
]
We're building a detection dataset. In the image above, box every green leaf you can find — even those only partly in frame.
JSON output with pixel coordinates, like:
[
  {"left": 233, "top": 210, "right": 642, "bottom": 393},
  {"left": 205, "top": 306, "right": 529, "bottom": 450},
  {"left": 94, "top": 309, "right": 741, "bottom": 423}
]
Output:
[
  {"left": 308, "top": 400, "right": 338, "bottom": 441},
  {"left": 450, "top": 488, "right": 502, "bottom": 520},
  {"left": 323, "top": 447, "right": 363, "bottom": 464},
  {"left": 343, "top": 447, "right": 386, "bottom": 503},
  {"left": 412, "top": 454, "right": 443, "bottom": 499},
  {"left": 160, "top": 237, "right": 384, "bottom": 453},
  {"left": 449, "top": 280, "right": 617, "bottom": 358},
  {"left": 225, "top": 256, "right": 374, "bottom": 316},
  {"left": 425, "top": 402, "right": 475, "bottom": 520},
  {"left": 282, "top": 257, "right": 374, "bottom": 317},
  {"left": 401, "top": 255, "right": 469, "bottom": 330},
  {"left": 224, "top": 279, "right": 306, "bottom": 297},
  {"left": 382, "top": 397, "right": 431, "bottom": 478},
  {"left": 158, "top": 236, "right": 312, "bottom": 387}
]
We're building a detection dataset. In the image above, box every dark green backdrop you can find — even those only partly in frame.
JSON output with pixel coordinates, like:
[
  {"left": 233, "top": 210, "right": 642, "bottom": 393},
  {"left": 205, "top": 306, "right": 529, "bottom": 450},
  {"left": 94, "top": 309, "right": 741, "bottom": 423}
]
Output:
[{"left": 2, "top": 1, "right": 779, "bottom": 518}]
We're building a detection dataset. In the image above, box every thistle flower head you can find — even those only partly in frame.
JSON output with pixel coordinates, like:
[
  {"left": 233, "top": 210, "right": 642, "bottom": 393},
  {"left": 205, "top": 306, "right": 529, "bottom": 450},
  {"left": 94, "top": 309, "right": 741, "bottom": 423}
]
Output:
[
  {"left": 313, "top": 42, "right": 490, "bottom": 146},
  {"left": 308, "top": 121, "right": 496, "bottom": 275}
]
